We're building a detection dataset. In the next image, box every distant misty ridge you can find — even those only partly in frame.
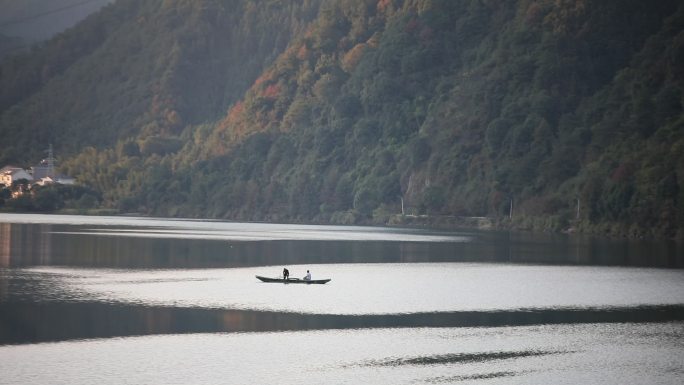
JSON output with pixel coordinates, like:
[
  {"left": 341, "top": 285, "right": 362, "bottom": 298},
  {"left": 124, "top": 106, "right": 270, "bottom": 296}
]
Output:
[{"left": 0, "top": 0, "right": 112, "bottom": 42}]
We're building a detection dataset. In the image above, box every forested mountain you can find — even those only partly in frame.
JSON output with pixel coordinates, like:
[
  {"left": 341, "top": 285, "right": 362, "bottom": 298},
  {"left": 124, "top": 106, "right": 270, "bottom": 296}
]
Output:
[{"left": 1, "top": 0, "right": 683, "bottom": 239}]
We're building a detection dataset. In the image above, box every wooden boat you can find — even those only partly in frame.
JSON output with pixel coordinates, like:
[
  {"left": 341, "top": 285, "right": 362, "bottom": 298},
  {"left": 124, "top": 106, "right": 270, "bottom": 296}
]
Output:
[{"left": 255, "top": 275, "right": 331, "bottom": 284}]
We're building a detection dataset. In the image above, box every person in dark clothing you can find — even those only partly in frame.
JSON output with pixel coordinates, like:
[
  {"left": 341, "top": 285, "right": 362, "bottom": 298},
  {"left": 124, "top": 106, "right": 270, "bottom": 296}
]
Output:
[{"left": 283, "top": 268, "right": 289, "bottom": 280}]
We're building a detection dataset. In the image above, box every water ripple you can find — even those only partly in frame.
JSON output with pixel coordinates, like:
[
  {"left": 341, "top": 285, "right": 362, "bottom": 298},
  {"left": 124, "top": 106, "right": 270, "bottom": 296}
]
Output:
[{"left": 360, "top": 350, "right": 567, "bottom": 367}]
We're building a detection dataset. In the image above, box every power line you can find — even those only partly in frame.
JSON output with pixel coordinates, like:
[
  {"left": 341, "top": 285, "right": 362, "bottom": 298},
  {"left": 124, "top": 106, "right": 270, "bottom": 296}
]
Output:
[{"left": 0, "top": 0, "right": 108, "bottom": 28}]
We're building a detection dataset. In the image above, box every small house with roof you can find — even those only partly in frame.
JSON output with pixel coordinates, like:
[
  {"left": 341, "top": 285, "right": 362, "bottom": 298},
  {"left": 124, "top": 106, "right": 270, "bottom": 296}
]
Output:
[
  {"left": 1, "top": 146, "right": 76, "bottom": 191},
  {"left": 0, "top": 166, "right": 33, "bottom": 187},
  {"left": 33, "top": 175, "right": 76, "bottom": 186}
]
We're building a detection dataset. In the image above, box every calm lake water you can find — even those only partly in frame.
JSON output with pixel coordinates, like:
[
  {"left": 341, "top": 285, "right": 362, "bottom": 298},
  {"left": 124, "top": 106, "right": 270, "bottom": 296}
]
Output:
[{"left": 1, "top": 213, "right": 683, "bottom": 384}]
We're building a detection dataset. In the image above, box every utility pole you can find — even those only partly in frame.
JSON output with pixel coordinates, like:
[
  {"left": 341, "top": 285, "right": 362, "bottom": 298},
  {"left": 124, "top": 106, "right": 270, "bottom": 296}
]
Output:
[
  {"left": 576, "top": 198, "right": 580, "bottom": 220},
  {"left": 401, "top": 196, "right": 405, "bottom": 215},
  {"left": 509, "top": 197, "right": 513, "bottom": 219}
]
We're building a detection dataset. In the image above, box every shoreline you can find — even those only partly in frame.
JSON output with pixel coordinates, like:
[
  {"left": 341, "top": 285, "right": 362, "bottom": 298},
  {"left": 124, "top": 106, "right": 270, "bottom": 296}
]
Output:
[{"left": 1, "top": 209, "right": 682, "bottom": 241}]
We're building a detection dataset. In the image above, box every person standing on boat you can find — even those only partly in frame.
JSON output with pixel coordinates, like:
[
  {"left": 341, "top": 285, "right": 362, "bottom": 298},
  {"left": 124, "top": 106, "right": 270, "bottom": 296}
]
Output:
[
  {"left": 283, "top": 268, "right": 289, "bottom": 280},
  {"left": 304, "top": 270, "right": 311, "bottom": 281}
]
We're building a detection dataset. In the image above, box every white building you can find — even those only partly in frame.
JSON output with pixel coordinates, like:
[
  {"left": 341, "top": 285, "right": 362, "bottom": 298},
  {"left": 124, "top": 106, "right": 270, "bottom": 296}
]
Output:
[
  {"left": 0, "top": 166, "right": 33, "bottom": 187},
  {"left": 34, "top": 175, "right": 76, "bottom": 186}
]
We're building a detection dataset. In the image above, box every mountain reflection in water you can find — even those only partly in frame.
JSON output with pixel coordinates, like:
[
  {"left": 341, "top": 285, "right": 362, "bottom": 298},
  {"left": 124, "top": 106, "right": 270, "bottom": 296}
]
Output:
[
  {"left": 1, "top": 219, "right": 683, "bottom": 269},
  {"left": 1, "top": 215, "right": 684, "bottom": 384},
  {"left": 2, "top": 301, "right": 683, "bottom": 345}
]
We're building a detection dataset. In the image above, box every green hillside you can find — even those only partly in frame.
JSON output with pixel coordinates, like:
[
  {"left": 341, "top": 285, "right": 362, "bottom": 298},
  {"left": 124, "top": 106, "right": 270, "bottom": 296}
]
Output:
[
  {"left": 0, "top": 0, "right": 319, "bottom": 160},
  {"left": 1, "top": 0, "right": 684, "bottom": 238}
]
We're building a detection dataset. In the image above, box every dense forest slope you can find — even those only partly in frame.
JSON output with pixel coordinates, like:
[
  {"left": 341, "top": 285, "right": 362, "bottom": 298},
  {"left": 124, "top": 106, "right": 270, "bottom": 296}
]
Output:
[{"left": 1, "top": 0, "right": 683, "bottom": 238}]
